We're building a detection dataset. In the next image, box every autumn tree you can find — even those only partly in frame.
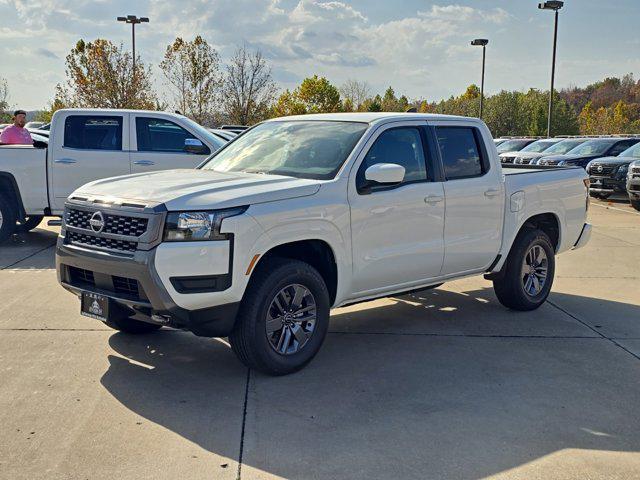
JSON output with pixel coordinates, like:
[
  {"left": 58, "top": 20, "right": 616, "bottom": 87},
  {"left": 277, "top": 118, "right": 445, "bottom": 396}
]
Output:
[
  {"left": 222, "top": 46, "right": 277, "bottom": 125},
  {"left": 0, "top": 78, "right": 10, "bottom": 122},
  {"left": 59, "top": 39, "right": 156, "bottom": 109},
  {"left": 160, "top": 36, "right": 221, "bottom": 125}
]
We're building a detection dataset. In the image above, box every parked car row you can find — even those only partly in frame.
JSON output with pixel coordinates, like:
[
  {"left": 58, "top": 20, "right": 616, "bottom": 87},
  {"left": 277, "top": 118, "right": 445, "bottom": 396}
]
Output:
[{"left": 494, "top": 135, "right": 640, "bottom": 209}]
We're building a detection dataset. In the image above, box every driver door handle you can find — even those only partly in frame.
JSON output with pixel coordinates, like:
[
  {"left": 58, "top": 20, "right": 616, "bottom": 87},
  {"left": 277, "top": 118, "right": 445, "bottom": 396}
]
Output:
[
  {"left": 54, "top": 158, "right": 76, "bottom": 164},
  {"left": 133, "top": 160, "right": 155, "bottom": 166},
  {"left": 424, "top": 194, "right": 443, "bottom": 205},
  {"left": 484, "top": 188, "right": 500, "bottom": 198}
]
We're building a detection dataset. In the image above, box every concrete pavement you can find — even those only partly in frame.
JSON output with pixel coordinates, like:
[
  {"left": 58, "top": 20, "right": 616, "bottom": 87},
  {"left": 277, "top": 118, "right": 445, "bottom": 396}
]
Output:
[{"left": 1, "top": 199, "right": 639, "bottom": 479}]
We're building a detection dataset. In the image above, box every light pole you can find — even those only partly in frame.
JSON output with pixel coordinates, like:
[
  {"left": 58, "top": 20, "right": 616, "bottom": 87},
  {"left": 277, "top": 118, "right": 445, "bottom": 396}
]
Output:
[
  {"left": 538, "top": 1, "right": 563, "bottom": 137},
  {"left": 471, "top": 39, "right": 489, "bottom": 119},
  {"left": 117, "top": 15, "right": 149, "bottom": 77}
]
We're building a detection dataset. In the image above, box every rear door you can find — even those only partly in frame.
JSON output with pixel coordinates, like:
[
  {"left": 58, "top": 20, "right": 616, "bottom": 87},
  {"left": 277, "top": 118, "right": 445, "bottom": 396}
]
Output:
[
  {"left": 429, "top": 121, "right": 504, "bottom": 276},
  {"left": 50, "top": 113, "right": 130, "bottom": 211},
  {"left": 130, "top": 116, "right": 214, "bottom": 173}
]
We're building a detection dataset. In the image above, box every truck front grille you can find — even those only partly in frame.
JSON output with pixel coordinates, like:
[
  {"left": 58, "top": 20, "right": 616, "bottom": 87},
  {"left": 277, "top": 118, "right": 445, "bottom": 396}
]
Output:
[
  {"left": 66, "top": 209, "right": 148, "bottom": 236},
  {"left": 588, "top": 164, "right": 615, "bottom": 176},
  {"left": 66, "top": 231, "right": 137, "bottom": 253},
  {"left": 113, "top": 276, "right": 140, "bottom": 297},
  {"left": 66, "top": 267, "right": 143, "bottom": 301}
]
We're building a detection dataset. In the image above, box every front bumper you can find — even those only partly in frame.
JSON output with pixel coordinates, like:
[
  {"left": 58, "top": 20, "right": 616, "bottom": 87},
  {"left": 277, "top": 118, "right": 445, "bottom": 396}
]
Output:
[
  {"left": 589, "top": 176, "right": 627, "bottom": 194},
  {"left": 56, "top": 240, "right": 239, "bottom": 337}
]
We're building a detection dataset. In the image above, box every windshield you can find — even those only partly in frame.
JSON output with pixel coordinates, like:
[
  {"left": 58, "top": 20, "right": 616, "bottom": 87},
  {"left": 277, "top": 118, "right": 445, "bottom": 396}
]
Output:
[
  {"left": 497, "top": 139, "right": 531, "bottom": 153},
  {"left": 543, "top": 139, "right": 586, "bottom": 155},
  {"left": 520, "top": 140, "right": 558, "bottom": 153},
  {"left": 619, "top": 143, "right": 640, "bottom": 158},
  {"left": 201, "top": 121, "right": 368, "bottom": 180},
  {"left": 567, "top": 140, "right": 615, "bottom": 156}
]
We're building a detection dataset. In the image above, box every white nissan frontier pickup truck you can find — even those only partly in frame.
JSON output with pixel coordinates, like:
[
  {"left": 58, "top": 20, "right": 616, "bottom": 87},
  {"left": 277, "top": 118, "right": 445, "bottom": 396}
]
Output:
[
  {"left": 0, "top": 108, "right": 225, "bottom": 241},
  {"left": 56, "top": 113, "right": 592, "bottom": 375}
]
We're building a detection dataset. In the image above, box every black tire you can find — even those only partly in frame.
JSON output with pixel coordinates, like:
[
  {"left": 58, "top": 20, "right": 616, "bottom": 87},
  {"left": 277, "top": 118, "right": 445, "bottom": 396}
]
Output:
[
  {"left": 631, "top": 200, "right": 640, "bottom": 212},
  {"left": 229, "top": 258, "right": 330, "bottom": 376},
  {"left": 493, "top": 228, "right": 555, "bottom": 311},
  {"left": 104, "top": 316, "right": 162, "bottom": 334},
  {"left": 16, "top": 215, "right": 44, "bottom": 233},
  {"left": 0, "top": 194, "right": 17, "bottom": 243}
]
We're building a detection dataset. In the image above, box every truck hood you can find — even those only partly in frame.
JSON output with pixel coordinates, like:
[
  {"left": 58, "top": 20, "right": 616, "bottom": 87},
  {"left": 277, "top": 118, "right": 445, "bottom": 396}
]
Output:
[
  {"left": 589, "top": 156, "right": 638, "bottom": 166},
  {"left": 73, "top": 169, "right": 322, "bottom": 210},
  {"left": 539, "top": 153, "right": 597, "bottom": 165}
]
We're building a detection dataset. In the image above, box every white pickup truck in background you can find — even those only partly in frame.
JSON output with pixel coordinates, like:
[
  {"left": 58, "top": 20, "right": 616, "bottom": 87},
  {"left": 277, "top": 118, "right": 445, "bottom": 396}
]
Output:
[
  {"left": 56, "top": 112, "right": 592, "bottom": 375},
  {"left": 0, "top": 108, "right": 226, "bottom": 241}
]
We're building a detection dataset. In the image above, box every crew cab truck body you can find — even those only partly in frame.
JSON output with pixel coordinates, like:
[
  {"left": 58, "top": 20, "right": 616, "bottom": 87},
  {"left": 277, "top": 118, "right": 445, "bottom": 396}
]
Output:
[
  {"left": 0, "top": 108, "right": 225, "bottom": 241},
  {"left": 56, "top": 113, "right": 592, "bottom": 375}
]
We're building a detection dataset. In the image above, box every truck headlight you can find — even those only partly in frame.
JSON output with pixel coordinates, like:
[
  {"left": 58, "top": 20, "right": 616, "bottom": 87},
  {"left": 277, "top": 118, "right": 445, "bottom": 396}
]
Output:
[
  {"left": 617, "top": 164, "right": 629, "bottom": 176},
  {"left": 558, "top": 161, "right": 567, "bottom": 166},
  {"left": 163, "top": 207, "right": 247, "bottom": 242}
]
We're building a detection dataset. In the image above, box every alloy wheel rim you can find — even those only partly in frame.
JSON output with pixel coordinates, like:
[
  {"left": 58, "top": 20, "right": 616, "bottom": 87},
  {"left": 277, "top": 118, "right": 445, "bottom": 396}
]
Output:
[
  {"left": 521, "top": 245, "right": 548, "bottom": 296},
  {"left": 265, "top": 283, "right": 317, "bottom": 355}
]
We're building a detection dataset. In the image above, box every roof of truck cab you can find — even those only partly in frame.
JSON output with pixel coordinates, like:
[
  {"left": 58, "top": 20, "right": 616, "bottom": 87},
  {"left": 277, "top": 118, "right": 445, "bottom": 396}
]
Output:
[
  {"left": 56, "top": 108, "right": 187, "bottom": 116},
  {"left": 268, "top": 112, "right": 482, "bottom": 124}
]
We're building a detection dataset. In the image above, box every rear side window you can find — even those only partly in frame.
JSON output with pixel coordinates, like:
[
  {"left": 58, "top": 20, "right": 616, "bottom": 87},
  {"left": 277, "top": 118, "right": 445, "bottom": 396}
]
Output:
[
  {"left": 64, "top": 116, "right": 122, "bottom": 150},
  {"left": 136, "top": 117, "right": 210, "bottom": 155},
  {"left": 357, "top": 127, "right": 428, "bottom": 192},
  {"left": 610, "top": 140, "right": 639, "bottom": 156},
  {"left": 435, "top": 127, "right": 486, "bottom": 180}
]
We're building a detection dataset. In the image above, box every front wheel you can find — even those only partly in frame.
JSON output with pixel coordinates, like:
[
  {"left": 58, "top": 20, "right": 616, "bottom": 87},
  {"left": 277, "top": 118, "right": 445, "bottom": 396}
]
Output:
[
  {"left": 493, "top": 228, "right": 555, "bottom": 311},
  {"left": 631, "top": 199, "right": 640, "bottom": 212},
  {"left": 229, "top": 258, "right": 330, "bottom": 376}
]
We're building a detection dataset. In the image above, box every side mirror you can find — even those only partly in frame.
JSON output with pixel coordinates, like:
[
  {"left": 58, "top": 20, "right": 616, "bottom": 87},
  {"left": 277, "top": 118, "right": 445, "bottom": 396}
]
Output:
[
  {"left": 364, "top": 163, "right": 406, "bottom": 185},
  {"left": 184, "top": 138, "right": 207, "bottom": 154}
]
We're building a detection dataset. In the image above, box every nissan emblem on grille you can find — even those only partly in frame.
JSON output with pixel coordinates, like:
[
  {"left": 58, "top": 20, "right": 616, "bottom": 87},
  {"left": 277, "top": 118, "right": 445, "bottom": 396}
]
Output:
[
  {"left": 89, "top": 211, "right": 105, "bottom": 233},
  {"left": 596, "top": 165, "right": 603, "bottom": 173}
]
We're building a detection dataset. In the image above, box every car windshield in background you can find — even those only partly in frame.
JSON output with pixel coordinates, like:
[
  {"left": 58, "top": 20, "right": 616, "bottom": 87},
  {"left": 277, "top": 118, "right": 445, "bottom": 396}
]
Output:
[
  {"left": 567, "top": 140, "right": 615, "bottom": 156},
  {"left": 201, "top": 121, "right": 368, "bottom": 180},
  {"left": 619, "top": 143, "right": 640, "bottom": 158},
  {"left": 521, "top": 140, "right": 558, "bottom": 153},
  {"left": 496, "top": 139, "right": 530, "bottom": 153},
  {"left": 543, "top": 139, "right": 586, "bottom": 155}
]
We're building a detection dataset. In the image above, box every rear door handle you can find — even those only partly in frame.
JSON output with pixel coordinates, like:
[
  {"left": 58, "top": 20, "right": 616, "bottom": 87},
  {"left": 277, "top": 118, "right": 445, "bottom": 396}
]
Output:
[
  {"left": 54, "top": 158, "right": 76, "bottom": 164},
  {"left": 424, "top": 194, "right": 444, "bottom": 205},
  {"left": 133, "top": 160, "right": 155, "bottom": 166},
  {"left": 484, "top": 188, "right": 500, "bottom": 198}
]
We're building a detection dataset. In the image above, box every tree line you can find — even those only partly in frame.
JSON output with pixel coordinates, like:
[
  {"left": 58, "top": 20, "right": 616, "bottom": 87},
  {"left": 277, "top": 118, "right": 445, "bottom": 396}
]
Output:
[{"left": 2, "top": 36, "right": 639, "bottom": 137}]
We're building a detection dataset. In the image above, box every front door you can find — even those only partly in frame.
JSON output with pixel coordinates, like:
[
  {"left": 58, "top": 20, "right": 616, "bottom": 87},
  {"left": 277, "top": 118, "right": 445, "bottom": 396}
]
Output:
[
  {"left": 50, "top": 113, "right": 130, "bottom": 211},
  {"left": 348, "top": 123, "right": 445, "bottom": 297},
  {"left": 130, "top": 116, "right": 212, "bottom": 173}
]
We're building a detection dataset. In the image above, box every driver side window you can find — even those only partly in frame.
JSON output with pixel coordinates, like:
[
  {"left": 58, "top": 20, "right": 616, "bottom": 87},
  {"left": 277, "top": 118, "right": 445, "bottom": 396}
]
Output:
[{"left": 356, "top": 127, "right": 428, "bottom": 193}]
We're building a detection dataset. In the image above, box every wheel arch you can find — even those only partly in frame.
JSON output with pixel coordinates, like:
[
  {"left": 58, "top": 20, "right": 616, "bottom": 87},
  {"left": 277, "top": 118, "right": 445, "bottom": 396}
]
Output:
[{"left": 251, "top": 239, "right": 339, "bottom": 306}]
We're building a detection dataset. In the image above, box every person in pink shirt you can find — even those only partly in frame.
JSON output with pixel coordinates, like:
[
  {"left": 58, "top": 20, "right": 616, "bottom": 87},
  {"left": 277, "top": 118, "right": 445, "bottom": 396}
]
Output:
[{"left": 0, "top": 110, "right": 33, "bottom": 145}]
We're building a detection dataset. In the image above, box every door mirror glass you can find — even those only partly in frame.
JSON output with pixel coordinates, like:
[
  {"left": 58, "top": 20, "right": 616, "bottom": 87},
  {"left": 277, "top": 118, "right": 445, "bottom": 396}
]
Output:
[
  {"left": 364, "top": 163, "right": 406, "bottom": 185},
  {"left": 184, "top": 138, "right": 207, "bottom": 154}
]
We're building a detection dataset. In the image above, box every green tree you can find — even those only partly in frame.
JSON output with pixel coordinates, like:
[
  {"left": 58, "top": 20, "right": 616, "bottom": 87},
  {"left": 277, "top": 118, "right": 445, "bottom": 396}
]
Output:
[
  {"left": 271, "top": 75, "right": 341, "bottom": 116},
  {"left": 0, "top": 78, "right": 10, "bottom": 122},
  {"left": 60, "top": 39, "right": 157, "bottom": 109}
]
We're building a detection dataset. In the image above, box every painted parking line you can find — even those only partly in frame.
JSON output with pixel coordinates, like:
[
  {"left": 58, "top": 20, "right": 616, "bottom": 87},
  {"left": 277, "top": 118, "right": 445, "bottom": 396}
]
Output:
[{"left": 592, "top": 202, "right": 640, "bottom": 216}]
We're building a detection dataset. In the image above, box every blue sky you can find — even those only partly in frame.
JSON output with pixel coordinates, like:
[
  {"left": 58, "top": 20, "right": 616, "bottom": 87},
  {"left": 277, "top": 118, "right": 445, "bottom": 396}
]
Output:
[{"left": 1, "top": 0, "right": 639, "bottom": 110}]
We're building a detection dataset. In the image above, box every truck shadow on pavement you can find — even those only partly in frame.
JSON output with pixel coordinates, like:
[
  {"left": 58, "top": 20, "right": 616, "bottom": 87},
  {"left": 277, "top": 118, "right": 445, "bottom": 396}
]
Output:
[
  {"left": 101, "top": 287, "right": 640, "bottom": 479},
  {"left": 0, "top": 228, "right": 57, "bottom": 270}
]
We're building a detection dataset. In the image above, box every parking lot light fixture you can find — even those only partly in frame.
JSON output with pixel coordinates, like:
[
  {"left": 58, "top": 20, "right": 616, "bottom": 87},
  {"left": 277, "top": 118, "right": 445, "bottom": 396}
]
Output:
[
  {"left": 471, "top": 39, "right": 489, "bottom": 119},
  {"left": 117, "top": 15, "right": 150, "bottom": 78},
  {"left": 538, "top": 1, "right": 564, "bottom": 137}
]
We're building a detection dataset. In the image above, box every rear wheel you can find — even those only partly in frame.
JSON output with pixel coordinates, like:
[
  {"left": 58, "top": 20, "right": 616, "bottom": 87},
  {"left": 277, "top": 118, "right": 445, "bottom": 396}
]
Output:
[
  {"left": 229, "top": 258, "right": 330, "bottom": 376},
  {"left": 0, "top": 195, "right": 17, "bottom": 243},
  {"left": 16, "top": 215, "right": 44, "bottom": 233},
  {"left": 493, "top": 228, "right": 555, "bottom": 311},
  {"left": 631, "top": 199, "right": 640, "bottom": 212},
  {"left": 104, "top": 316, "right": 162, "bottom": 334}
]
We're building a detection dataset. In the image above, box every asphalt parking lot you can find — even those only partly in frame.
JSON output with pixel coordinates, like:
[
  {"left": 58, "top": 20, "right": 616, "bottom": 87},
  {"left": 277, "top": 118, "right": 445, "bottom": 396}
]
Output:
[{"left": 1, "top": 199, "right": 639, "bottom": 480}]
